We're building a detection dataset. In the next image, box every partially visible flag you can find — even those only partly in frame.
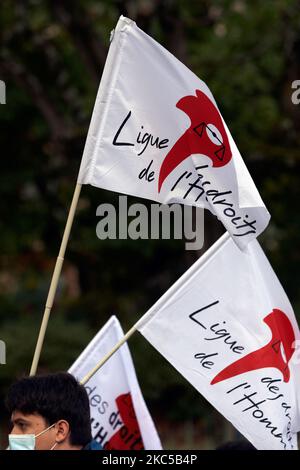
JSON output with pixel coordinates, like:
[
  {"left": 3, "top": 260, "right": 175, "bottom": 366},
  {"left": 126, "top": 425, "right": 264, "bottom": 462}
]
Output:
[
  {"left": 137, "top": 234, "right": 300, "bottom": 450},
  {"left": 69, "top": 315, "right": 161, "bottom": 450},
  {"left": 78, "top": 15, "right": 270, "bottom": 249}
]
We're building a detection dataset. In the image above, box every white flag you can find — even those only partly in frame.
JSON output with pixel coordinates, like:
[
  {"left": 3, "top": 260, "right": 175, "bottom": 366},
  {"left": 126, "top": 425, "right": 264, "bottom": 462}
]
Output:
[
  {"left": 78, "top": 16, "right": 270, "bottom": 249},
  {"left": 136, "top": 234, "right": 300, "bottom": 450},
  {"left": 69, "top": 315, "right": 161, "bottom": 450}
]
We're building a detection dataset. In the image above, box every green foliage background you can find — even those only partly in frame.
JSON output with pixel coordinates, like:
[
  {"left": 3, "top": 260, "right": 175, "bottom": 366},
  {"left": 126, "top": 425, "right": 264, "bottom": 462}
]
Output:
[{"left": 0, "top": 0, "right": 299, "bottom": 448}]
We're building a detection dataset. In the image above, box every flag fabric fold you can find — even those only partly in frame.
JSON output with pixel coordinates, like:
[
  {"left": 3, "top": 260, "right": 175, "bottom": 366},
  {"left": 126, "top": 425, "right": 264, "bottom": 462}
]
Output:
[
  {"left": 136, "top": 234, "right": 300, "bottom": 450},
  {"left": 69, "top": 315, "right": 161, "bottom": 450},
  {"left": 78, "top": 15, "right": 270, "bottom": 249}
]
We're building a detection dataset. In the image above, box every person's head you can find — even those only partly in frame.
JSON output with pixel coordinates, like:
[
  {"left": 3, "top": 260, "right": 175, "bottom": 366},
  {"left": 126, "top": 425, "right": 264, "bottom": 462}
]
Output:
[{"left": 6, "top": 372, "right": 92, "bottom": 450}]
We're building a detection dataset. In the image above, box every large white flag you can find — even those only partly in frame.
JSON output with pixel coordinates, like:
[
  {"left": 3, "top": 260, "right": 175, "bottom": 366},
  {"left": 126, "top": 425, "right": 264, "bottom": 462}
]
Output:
[
  {"left": 69, "top": 315, "right": 161, "bottom": 450},
  {"left": 78, "top": 16, "right": 270, "bottom": 249},
  {"left": 136, "top": 234, "right": 300, "bottom": 450}
]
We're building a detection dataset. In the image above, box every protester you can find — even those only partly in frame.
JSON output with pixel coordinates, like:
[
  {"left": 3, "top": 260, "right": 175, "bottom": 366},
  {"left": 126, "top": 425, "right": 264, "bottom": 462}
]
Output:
[{"left": 5, "top": 372, "right": 102, "bottom": 450}]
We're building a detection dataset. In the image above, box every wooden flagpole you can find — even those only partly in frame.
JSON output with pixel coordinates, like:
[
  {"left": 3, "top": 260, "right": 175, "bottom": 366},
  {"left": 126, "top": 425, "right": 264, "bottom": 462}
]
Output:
[
  {"left": 80, "top": 231, "right": 230, "bottom": 385},
  {"left": 30, "top": 183, "right": 82, "bottom": 376}
]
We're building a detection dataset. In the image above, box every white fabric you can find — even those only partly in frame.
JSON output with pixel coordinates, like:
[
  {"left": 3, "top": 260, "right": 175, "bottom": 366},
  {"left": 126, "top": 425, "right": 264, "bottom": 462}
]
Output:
[
  {"left": 69, "top": 315, "right": 161, "bottom": 450},
  {"left": 78, "top": 16, "right": 270, "bottom": 249}
]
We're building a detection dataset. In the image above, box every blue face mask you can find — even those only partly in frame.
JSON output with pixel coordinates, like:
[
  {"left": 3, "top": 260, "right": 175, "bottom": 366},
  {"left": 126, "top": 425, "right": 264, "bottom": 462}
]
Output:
[{"left": 8, "top": 423, "right": 57, "bottom": 450}]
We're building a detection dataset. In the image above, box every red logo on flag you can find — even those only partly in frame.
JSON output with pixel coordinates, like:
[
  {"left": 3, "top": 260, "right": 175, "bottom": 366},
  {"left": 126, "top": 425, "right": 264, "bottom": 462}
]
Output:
[
  {"left": 211, "top": 309, "right": 296, "bottom": 385},
  {"left": 158, "top": 89, "right": 232, "bottom": 191}
]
